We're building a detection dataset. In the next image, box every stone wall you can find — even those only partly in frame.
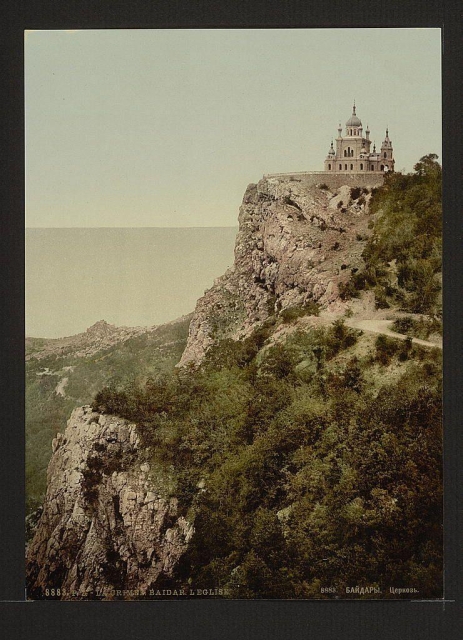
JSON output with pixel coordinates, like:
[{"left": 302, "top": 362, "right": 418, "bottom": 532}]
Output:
[{"left": 263, "top": 171, "right": 385, "bottom": 191}]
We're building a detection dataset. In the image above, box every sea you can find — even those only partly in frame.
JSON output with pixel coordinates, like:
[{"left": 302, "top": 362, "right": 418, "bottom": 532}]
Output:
[{"left": 26, "top": 227, "right": 237, "bottom": 338}]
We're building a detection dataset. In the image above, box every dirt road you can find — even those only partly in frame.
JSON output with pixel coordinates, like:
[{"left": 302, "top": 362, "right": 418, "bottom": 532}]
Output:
[{"left": 345, "top": 318, "right": 442, "bottom": 349}]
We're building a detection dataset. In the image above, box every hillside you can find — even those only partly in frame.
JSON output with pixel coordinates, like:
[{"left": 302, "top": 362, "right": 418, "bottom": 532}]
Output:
[
  {"left": 26, "top": 316, "right": 191, "bottom": 519},
  {"left": 27, "top": 156, "right": 442, "bottom": 600}
]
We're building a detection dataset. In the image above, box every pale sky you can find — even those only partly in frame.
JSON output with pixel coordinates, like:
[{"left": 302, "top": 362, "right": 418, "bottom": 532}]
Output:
[{"left": 25, "top": 28, "right": 441, "bottom": 228}]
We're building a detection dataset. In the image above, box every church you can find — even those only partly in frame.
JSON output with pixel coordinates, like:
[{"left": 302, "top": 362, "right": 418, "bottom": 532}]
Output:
[{"left": 324, "top": 103, "right": 394, "bottom": 174}]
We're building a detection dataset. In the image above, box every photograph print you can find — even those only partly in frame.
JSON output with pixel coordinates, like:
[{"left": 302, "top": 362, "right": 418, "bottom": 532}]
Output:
[{"left": 24, "top": 28, "right": 443, "bottom": 600}]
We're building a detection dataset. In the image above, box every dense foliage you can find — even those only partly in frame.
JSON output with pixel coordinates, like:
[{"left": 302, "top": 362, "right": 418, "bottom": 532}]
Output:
[
  {"left": 340, "top": 154, "right": 442, "bottom": 316},
  {"left": 77, "top": 154, "right": 444, "bottom": 598},
  {"left": 93, "top": 319, "right": 442, "bottom": 599}
]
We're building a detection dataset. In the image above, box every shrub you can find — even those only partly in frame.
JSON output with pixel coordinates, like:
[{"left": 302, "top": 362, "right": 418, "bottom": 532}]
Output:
[
  {"left": 374, "top": 335, "right": 399, "bottom": 365},
  {"left": 392, "top": 317, "right": 415, "bottom": 335},
  {"left": 398, "top": 336, "right": 413, "bottom": 361},
  {"left": 339, "top": 280, "right": 360, "bottom": 300},
  {"left": 280, "top": 302, "right": 320, "bottom": 324},
  {"left": 374, "top": 285, "right": 390, "bottom": 309},
  {"left": 81, "top": 465, "right": 102, "bottom": 504},
  {"left": 392, "top": 316, "right": 442, "bottom": 340},
  {"left": 339, "top": 271, "right": 373, "bottom": 300}
]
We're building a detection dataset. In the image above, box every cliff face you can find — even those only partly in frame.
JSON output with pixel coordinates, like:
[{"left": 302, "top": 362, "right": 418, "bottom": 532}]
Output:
[
  {"left": 26, "top": 406, "right": 193, "bottom": 600},
  {"left": 27, "top": 177, "right": 374, "bottom": 598},
  {"left": 180, "top": 176, "right": 372, "bottom": 365}
]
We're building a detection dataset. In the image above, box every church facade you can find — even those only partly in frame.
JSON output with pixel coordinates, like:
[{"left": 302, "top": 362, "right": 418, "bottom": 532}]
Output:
[{"left": 324, "top": 104, "right": 394, "bottom": 174}]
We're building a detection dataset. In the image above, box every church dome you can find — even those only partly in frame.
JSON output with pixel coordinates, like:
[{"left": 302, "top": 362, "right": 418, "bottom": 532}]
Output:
[
  {"left": 346, "top": 113, "right": 362, "bottom": 126},
  {"left": 347, "top": 115, "right": 361, "bottom": 126},
  {"left": 346, "top": 103, "right": 362, "bottom": 127}
]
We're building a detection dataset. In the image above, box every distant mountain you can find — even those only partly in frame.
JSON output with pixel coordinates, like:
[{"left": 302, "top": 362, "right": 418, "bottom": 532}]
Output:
[{"left": 26, "top": 320, "right": 151, "bottom": 360}]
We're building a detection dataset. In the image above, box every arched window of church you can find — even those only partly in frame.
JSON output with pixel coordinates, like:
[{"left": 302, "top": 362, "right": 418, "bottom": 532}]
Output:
[
  {"left": 360, "top": 163, "right": 363, "bottom": 170},
  {"left": 339, "top": 164, "right": 342, "bottom": 170},
  {"left": 384, "top": 152, "right": 387, "bottom": 158},
  {"left": 328, "top": 163, "right": 331, "bottom": 170},
  {"left": 344, "top": 164, "right": 347, "bottom": 170},
  {"left": 381, "top": 165, "right": 384, "bottom": 171},
  {"left": 371, "top": 164, "right": 374, "bottom": 171},
  {"left": 350, "top": 164, "right": 353, "bottom": 170}
]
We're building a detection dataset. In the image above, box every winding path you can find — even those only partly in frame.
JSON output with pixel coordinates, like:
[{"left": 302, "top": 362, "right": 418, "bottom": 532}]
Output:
[{"left": 344, "top": 318, "right": 442, "bottom": 349}]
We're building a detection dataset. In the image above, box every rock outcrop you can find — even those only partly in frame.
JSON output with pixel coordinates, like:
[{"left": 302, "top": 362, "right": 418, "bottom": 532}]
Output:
[
  {"left": 180, "top": 176, "right": 372, "bottom": 365},
  {"left": 26, "top": 406, "right": 193, "bottom": 600}
]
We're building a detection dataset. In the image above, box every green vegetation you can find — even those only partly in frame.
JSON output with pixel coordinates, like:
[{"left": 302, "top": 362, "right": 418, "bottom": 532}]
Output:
[
  {"left": 392, "top": 316, "right": 442, "bottom": 340},
  {"left": 280, "top": 301, "right": 320, "bottom": 323},
  {"left": 26, "top": 318, "right": 191, "bottom": 518},
  {"left": 29, "top": 152, "right": 443, "bottom": 597},
  {"left": 83, "top": 154, "right": 443, "bottom": 598},
  {"left": 92, "top": 318, "right": 442, "bottom": 598},
  {"left": 350, "top": 186, "right": 369, "bottom": 201},
  {"left": 340, "top": 154, "right": 442, "bottom": 316},
  {"left": 374, "top": 334, "right": 414, "bottom": 365}
]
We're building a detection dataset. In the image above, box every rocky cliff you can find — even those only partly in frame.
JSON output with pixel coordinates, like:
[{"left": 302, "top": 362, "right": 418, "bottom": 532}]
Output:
[
  {"left": 179, "top": 176, "right": 372, "bottom": 365},
  {"left": 25, "top": 159, "right": 444, "bottom": 601},
  {"left": 27, "top": 177, "right": 374, "bottom": 598},
  {"left": 26, "top": 406, "right": 193, "bottom": 600}
]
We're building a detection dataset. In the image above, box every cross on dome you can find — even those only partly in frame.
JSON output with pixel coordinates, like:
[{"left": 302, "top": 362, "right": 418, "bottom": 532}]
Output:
[{"left": 346, "top": 101, "right": 362, "bottom": 127}]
